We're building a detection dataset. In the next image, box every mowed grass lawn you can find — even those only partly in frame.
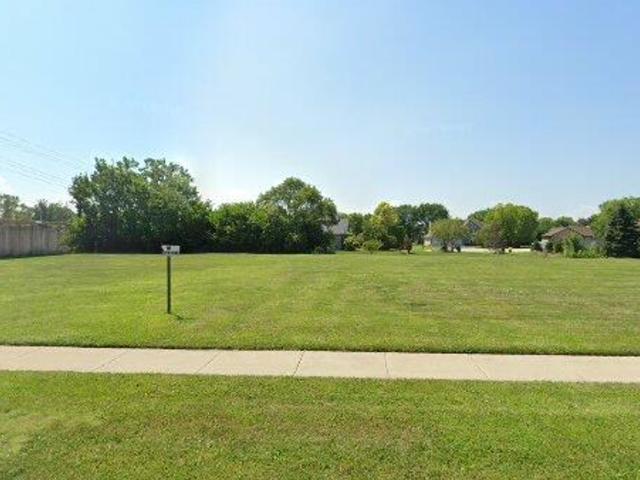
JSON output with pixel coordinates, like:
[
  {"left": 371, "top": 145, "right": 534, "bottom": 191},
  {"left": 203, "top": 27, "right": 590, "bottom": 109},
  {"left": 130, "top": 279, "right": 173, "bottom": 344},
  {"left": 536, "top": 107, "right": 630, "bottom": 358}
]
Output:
[
  {"left": 1, "top": 252, "right": 639, "bottom": 354},
  {"left": 2, "top": 372, "right": 639, "bottom": 479}
]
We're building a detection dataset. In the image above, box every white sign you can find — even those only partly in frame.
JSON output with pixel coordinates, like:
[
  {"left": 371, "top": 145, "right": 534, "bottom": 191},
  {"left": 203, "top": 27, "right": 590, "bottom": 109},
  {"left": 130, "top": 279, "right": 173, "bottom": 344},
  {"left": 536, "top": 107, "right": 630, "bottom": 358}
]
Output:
[{"left": 161, "top": 245, "right": 180, "bottom": 256}]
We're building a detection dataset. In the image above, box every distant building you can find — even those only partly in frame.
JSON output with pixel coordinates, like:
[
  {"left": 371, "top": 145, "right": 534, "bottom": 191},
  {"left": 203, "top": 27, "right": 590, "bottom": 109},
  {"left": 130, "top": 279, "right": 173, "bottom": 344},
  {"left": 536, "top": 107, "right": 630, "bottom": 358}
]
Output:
[
  {"left": 541, "top": 225, "right": 597, "bottom": 248},
  {"left": 328, "top": 218, "right": 349, "bottom": 250}
]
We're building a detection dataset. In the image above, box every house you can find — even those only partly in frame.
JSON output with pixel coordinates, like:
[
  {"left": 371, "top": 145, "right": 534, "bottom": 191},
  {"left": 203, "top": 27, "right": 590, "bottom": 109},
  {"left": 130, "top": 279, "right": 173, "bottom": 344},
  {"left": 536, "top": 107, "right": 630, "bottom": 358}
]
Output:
[
  {"left": 328, "top": 218, "right": 349, "bottom": 250},
  {"left": 541, "top": 225, "right": 597, "bottom": 248}
]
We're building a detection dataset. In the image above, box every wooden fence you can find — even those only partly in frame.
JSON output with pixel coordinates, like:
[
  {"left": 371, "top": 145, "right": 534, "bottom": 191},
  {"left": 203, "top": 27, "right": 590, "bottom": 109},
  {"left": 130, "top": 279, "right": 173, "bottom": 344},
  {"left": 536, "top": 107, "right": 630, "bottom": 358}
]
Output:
[{"left": 0, "top": 223, "right": 68, "bottom": 257}]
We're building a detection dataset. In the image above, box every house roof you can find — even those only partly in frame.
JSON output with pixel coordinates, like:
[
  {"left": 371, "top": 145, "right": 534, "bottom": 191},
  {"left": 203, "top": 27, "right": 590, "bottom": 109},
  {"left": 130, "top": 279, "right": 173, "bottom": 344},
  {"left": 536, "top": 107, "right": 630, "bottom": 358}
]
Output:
[
  {"left": 464, "top": 217, "right": 484, "bottom": 229},
  {"left": 328, "top": 218, "right": 349, "bottom": 235},
  {"left": 542, "top": 225, "right": 595, "bottom": 239}
]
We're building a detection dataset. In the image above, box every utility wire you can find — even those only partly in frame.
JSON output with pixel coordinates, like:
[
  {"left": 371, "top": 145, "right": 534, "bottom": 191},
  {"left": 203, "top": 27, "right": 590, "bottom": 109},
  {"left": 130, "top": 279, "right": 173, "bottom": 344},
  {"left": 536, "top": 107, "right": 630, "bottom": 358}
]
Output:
[
  {"left": 0, "top": 136, "right": 84, "bottom": 176},
  {"left": 0, "top": 130, "right": 89, "bottom": 167},
  {"left": 0, "top": 163, "right": 68, "bottom": 191},
  {"left": 1, "top": 156, "right": 70, "bottom": 184},
  {"left": 0, "top": 130, "right": 90, "bottom": 172},
  {"left": 0, "top": 154, "right": 70, "bottom": 189}
]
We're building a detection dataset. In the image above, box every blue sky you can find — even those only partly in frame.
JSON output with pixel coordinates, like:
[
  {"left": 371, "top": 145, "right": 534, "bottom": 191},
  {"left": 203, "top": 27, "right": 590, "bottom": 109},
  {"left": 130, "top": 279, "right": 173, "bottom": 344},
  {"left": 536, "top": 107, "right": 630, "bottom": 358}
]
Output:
[{"left": 0, "top": 0, "right": 638, "bottom": 218}]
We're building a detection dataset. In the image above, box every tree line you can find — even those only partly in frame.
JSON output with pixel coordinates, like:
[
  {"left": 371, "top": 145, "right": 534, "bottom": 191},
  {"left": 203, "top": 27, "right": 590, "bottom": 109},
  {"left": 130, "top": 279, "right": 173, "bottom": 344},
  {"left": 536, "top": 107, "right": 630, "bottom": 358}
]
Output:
[
  {"left": 429, "top": 201, "right": 640, "bottom": 258},
  {"left": 64, "top": 158, "right": 451, "bottom": 254},
  {"left": 0, "top": 194, "right": 74, "bottom": 224},
  {"left": 2, "top": 158, "right": 639, "bottom": 257}
]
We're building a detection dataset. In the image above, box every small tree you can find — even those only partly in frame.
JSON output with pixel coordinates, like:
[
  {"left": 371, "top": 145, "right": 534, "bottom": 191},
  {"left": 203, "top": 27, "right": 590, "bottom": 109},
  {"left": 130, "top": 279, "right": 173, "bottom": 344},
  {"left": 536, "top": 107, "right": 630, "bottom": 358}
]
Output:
[
  {"left": 604, "top": 204, "right": 640, "bottom": 258},
  {"left": 363, "top": 202, "right": 400, "bottom": 250},
  {"left": 479, "top": 222, "right": 507, "bottom": 253},
  {"left": 430, "top": 219, "right": 469, "bottom": 252}
]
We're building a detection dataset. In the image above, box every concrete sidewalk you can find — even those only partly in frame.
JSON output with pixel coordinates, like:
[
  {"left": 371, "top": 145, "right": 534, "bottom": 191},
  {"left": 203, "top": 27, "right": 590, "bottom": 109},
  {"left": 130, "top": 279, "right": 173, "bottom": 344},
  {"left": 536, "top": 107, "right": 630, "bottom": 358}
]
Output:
[{"left": 1, "top": 345, "right": 639, "bottom": 383}]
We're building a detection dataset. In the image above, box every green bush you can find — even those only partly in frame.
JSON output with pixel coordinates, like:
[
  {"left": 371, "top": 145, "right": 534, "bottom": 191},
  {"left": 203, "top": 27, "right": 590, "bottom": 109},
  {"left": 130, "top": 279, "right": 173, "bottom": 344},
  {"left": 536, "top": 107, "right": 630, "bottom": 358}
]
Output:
[
  {"left": 563, "top": 235, "right": 584, "bottom": 258},
  {"left": 578, "top": 247, "right": 604, "bottom": 258},
  {"left": 343, "top": 234, "right": 362, "bottom": 251},
  {"left": 563, "top": 235, "right": 604, "bottom": 258},
  {"left": 362, "top": 239, "right": 382, "bottom": 253},
  {"left": 552, "top": 241, "right": 564, "bottom": 254}
]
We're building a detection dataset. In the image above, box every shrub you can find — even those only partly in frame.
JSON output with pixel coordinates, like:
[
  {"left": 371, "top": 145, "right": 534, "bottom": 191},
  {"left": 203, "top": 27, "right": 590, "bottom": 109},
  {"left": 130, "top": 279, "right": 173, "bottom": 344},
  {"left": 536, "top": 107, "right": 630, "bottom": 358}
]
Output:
[
  {"left": 563, "top": 235, "right": 584, "bottom": 258},
  {"left": 343, "top": 234, "right": 362, "bottom": 251},
  {"left": 362, "top": 239, "right": 382, "bottom": 253},
  {"left": 531, "top": 240, "right": 542, "bottom": 252},
  {"left": 562, "top": 235, "right": 604, "bottom": 259},
  {"left": 577, "top": 247, "right": 604, "bottom": 258},
  {"left": 552, "top": 241, "right": 563, "bottom": 254}
]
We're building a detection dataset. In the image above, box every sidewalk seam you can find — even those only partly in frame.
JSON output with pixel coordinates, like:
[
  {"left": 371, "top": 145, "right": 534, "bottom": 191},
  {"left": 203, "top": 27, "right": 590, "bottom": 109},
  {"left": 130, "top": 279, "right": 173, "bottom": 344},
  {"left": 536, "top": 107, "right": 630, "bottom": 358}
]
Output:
[
  {"left": 383, "top": 352, "right": 390, "bottom": 378},
  {"left": 293, "top": 351, "right": 305, "bottom": 376},
  {"left": 468, "top": 355, "right": 490, "bottom": 380},
  {"left": 92, "top": 349, "right": 131, "bottom": 372},
  {"left": 194, "top": 350, "right": 224, "bottom": 374}
]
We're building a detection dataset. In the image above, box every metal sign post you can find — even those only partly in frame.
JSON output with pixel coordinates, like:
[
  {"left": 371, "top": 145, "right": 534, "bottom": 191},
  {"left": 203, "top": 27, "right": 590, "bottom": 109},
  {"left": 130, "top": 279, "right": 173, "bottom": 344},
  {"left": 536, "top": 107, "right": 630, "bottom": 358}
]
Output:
[{"left": 161, "top": 245, "right": 180, "bottom": 314}]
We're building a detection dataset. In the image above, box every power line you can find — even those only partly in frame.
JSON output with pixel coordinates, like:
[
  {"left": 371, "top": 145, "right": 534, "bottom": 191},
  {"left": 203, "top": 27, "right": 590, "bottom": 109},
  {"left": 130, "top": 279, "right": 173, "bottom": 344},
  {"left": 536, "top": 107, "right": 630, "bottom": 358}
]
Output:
[
  {"left": 0, "top": 130, "right": 90, "bottom": 172},
  {"left": 0, "top": 154, "right": 69, "bottom": 190},
  {"left": 0, "top": 164, "right": 68, "bottom": 192},
  {"left": 0, "top": 163, "right": 67, "bottom": 188},
  {"left": 0, "top": 130, "right": 90, "bottom": 167},
  {"left": 1, "top": 156, "right": 70, "bottom": 184},
  {"left": 0, "top": 136, "right": 84, "bottom": 176}
]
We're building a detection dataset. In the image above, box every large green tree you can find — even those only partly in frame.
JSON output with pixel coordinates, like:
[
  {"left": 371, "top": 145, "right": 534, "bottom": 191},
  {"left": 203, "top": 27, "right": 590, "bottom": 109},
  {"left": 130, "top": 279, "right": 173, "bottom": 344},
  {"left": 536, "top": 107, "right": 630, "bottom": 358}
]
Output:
[
  {"left": 536, "top": 217, "right": 555, "bottom": 240},
  {"left": 467, "top": 208, "right": 492, "bottom": 223},
  {"left": 554, "top": 216, "right": 576, "bottom": 227},
  {"left": 209, "top": 178, "right": 339, "bottom": 253},
  {"left": 592, "top": 197, "right": 640, "bottom": 239},
  {"left": 395, "top": 204, "right": 420, "bottom": 243},
  {"left": 395, "top": 203, "right": 449, "bottom": 244},
  {"left": 346, "top": 212, "right": 367, "bottom": 236},
  {"left": 479, "top": 203, "right": 539, "bottom": 248},
  {"left": 209, "top": 202, "right": 263, "bottom": 252},
  {"left": 69, "top": 158, "right": 211, "bottom": 252},
  {"left": 603, "top": 204, "right": 640, "bottom": 258},
  {"left": 255, "top": 177, "right": 338, "bottom": 253}
]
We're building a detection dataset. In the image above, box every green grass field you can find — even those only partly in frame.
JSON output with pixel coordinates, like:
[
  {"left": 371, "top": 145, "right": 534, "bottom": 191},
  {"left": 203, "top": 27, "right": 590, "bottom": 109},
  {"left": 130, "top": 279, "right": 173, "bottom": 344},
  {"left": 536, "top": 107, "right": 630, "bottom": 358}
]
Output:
[
  {"left": 1, "top": 372, "right": 639, "bottom": 479},
  {"left": 1, "top": 252, "right": 639, "bottom": 354}
]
